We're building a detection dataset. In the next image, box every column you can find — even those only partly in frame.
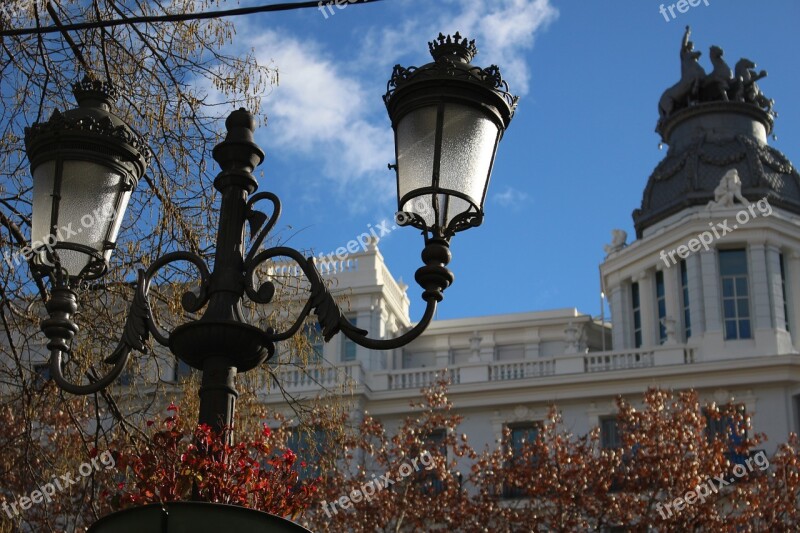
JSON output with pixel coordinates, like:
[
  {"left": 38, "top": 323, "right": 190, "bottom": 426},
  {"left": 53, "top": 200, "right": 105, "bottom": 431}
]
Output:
[
  {"left": 765, "top": 244, "right": 786, "bottom": 330},
  {"left": 356, "top": 310, "right": 373, "bottom": 369},
  {"left": 787, "top": 251, "right": 800, "bottom": 350},
  {"left": 661, "top": 263, "right": 681, "bottom": 344},
  {"left": 686, "top": 253, "right": 705, "bottom": 338},
  {"left": 609, "top": 283, "right": 627, "bottom": 350},
  {"left": 523, "top": 328, "right": 540, "bottom": 359},
  {"left": 700, "top": 249, "right": 722, "bottom": 334},
  {"left": 637, "top": 271, "right": 657, "bottom": 348},
  {"left": 435, "top": 335, "right": 451, "bottom": 368},
  {"left": 748, "top": 243, "right": 771, "bottom": 331}
]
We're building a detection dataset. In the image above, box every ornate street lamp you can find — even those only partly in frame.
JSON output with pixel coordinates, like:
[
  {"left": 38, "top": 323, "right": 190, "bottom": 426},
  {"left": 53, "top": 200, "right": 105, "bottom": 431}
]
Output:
[
  {"left": 386, "top": 32, "right": 518, "bottom": 240},
  {"left": 24, "top": 30, "right": 516, "bottom": 461},
  {"left": 25, "top": 77, "right": 151, "bottom": 283}
]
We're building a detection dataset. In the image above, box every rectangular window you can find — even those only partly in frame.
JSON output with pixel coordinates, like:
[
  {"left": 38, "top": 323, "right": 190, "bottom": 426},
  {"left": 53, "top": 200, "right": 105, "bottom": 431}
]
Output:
[
  {"left": 680, "top": 260, "right": 692, "bottom": 339},
  {"left": 795, "top": 395, "right": 800, "bottom": 435},
  {"left": 342, "top": 322, "right": 357, "bottom": 363},
  {"left": 175, "top": 358, "right": 194, "bottom": 382},
  {"left": 424, "top": 429, "right": 448, "bottom": 457},
  {"left": 656, "top": 271, "right": 667, "bottom": 344},
  {"left": 33, "top": 363, "right": 50, "bottom": 388},
  {"left": 719, "top": 249, "right": 751, "bottom": 340},
  {"left": 780, "top": 253, "right": 790, "bottom": 332},
  {"left": 600, "top": 416, "right": 622, "bottom": 449},
  {"left": 418, "top": 429, "right": 448, "bottom": 494},
  {"left": 631, "top": 282, "right": 642, "bottom": 348},
  {"left": 287, "top": 427, "right": 326, "bottom": 480},
  {"left": 304, "top": 322, "right": 324, "bottom": 362},
  {"left": 503, "top": 423, "right": 540, "bottom": 498},
  {"left": 704, "top": 405, "right": 748, "bottom": 466}
]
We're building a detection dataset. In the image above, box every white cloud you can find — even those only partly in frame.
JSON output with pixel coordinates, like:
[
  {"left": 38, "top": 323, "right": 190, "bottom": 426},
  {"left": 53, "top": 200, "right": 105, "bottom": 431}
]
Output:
[
  {"left": 492, "top": 186, "right": 530, "bottom": 209},
  {"left": 359, "top": 0, "right": 558, "bottom": 96},
  {"left": 212, "top": 0, "right": 556, "bottom": 213}
]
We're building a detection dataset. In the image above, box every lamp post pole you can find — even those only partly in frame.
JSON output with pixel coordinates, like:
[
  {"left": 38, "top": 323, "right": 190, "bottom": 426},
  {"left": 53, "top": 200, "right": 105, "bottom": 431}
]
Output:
[{"left": 197, "top": 110, "right": 264, "bottom": 439}]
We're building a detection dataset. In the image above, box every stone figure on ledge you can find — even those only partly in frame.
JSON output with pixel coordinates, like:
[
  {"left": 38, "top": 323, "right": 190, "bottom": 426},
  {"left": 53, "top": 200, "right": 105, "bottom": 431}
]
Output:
[
  {"left": 657, "top": 27, "right": 775, "bottom": 126},
  {"left": 604, "top": 229, "right": 628, "bottom": 256},
  {"left": 707, "top": 169, "right": 750, "bottom": 210}
]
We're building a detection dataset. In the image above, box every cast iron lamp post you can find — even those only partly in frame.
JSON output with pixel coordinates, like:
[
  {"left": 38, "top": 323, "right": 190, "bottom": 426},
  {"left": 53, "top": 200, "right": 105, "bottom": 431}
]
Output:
[{"left": 23, "top": 33, "right": 516, "bottom": 518}]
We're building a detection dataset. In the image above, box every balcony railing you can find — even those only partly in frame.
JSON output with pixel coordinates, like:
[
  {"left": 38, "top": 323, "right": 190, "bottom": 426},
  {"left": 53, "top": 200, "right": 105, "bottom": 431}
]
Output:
[
  {"left": 584, "top": 350, "right": 655, "bottom": 373},
  {"left": 388, "top": 367, "right": 461, "bottom": 391},
  {"left": 262, "top": 345, "right": 697, "bottom": 396},
  {"left": 267, "top": 362, "right": 363, "bottom": 393},
  {"left": 490, "top": 360, "right": 555, "bottom": 381}
]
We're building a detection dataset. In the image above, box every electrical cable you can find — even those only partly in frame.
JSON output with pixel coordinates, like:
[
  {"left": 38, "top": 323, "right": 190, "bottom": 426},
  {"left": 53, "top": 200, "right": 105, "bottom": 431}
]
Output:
[{"left": 0, "top": 0, "right": 386, "bottom": 37}]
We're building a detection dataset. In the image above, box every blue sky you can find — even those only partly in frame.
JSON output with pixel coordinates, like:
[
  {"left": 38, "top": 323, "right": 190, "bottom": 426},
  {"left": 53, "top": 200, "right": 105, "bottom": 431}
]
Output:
[{"left": 225, "top": 0, "right": 800, "bottom": 322}]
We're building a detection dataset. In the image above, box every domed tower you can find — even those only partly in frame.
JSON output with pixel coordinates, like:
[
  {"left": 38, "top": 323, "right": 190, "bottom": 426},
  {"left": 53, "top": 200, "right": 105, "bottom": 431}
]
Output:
[{"left": 601, "top": 28, "right": 800, "bottom": 363}]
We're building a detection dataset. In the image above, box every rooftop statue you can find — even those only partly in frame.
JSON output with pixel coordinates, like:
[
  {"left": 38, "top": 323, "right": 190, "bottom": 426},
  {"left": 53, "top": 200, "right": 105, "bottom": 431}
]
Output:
[
  {"left": 657, "top": 27, "right": 775, "bottom": 128},
  {"left": 658, "top": 26, "right": 706, "bottom": 120}
]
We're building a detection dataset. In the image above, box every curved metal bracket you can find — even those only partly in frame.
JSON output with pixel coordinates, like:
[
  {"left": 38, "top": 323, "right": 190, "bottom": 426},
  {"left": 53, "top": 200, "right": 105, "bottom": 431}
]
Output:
[
  {"left": 243, "top": 239, "right": 453, "bottom": 352},
  {"left": 244, "top": 192, "right": 282, "bottom": 266},
  {"left": 138, "top": 251, "right": 212, "bottom": 346},
  {"left": 40, "top": 250, "right": 211, "bottom": 395},
  {"left": 46, "top": 271, "right": 149, "bottom": 395}
]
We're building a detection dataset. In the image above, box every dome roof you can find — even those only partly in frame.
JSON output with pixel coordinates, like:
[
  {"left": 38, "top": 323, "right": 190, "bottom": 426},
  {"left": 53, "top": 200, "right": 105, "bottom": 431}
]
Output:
[
  {"left": 634, "top": 28, "right": 800, "bottom": 237},
  {"left": 633, "top": 102, "right": 800, "bottom": 237}
]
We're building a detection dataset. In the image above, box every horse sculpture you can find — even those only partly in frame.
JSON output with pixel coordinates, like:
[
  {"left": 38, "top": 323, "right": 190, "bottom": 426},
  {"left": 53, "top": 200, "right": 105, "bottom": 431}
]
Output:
[
  {"left": 701, "top": 45, "right": 732, "bottom": 102},
  {"left": 732, "top": 58, "right": 774, "bottom": 114}
]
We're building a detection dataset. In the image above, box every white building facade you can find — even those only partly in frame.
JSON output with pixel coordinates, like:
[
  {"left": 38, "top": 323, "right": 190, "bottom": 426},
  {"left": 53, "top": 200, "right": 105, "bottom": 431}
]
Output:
[{"left": 262, "top": 77, "right": 800, "bottom": 460}]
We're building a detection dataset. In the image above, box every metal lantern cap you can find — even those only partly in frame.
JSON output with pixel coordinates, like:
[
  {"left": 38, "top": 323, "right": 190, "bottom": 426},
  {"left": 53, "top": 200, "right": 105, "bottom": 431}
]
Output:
[
  {"left": 24, "top": 76, "right": 151, "bottom": 179},
  {"left": 384, "top": 32, "right": 518, "bottom": 130}
]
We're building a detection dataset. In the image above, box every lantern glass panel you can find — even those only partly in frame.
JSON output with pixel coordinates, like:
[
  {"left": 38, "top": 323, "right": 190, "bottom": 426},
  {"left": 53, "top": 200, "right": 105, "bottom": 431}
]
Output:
[
  {"left": 31, "top": 160, "right": 128, "bottom": 276},
  {"left": 396, "top": 106, "right": 437, "bottom": 220},
  {"left": 439, "top": 102, "right": 499, "bottom": 209},
  {"left": 396, "top": 102, "right": 500, "bottom": 230}
]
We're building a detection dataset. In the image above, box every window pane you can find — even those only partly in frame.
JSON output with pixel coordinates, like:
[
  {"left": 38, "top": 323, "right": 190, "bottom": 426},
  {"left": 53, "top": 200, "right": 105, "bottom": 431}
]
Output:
[
  {"left": 722, "top": 278, "right": 734, "bottom": 297},
  {"left": 739, "top": 320, "right": 751, "bottom": 339},
  {"left": 723, "top": 300, "right": 736, "bottom": 318},
  {"left": 601, "top": 417, "right": 621, "bottom": 449},
  {"left": 735, "top": 277, "right": 749, "bottom": 296},
  {"left": 719, "top": 249, "right": 748, "bottom": 276},
  {"left": 725, "top": 321, "right": 738, "bottom": 340},
  {"left": 342, "top": 338, "right": 357, "bottom": 362},
  {"left": 737, "top": 299, "right": 750, "bottom": 318}
]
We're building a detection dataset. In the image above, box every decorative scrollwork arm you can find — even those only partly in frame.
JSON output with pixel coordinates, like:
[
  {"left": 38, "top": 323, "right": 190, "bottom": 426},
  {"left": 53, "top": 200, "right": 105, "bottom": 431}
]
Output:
[{"left": 244, "top": 239, "right": 453, "bottom": 353}]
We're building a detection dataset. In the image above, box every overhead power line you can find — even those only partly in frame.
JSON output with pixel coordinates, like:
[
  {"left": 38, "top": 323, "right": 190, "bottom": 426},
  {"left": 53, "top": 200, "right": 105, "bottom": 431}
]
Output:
[{"left": 0, "top": 0, "right": 386, "bottom": 37}]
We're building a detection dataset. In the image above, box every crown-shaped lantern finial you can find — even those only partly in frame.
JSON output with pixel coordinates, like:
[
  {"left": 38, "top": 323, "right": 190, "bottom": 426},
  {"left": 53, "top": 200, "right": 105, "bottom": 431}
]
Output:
[
  {"left": 72, "top": 75, "right": 119, "bottom": 109},
  {"left": 428, "top": 32, "right": 478, "bottom": 63}
]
